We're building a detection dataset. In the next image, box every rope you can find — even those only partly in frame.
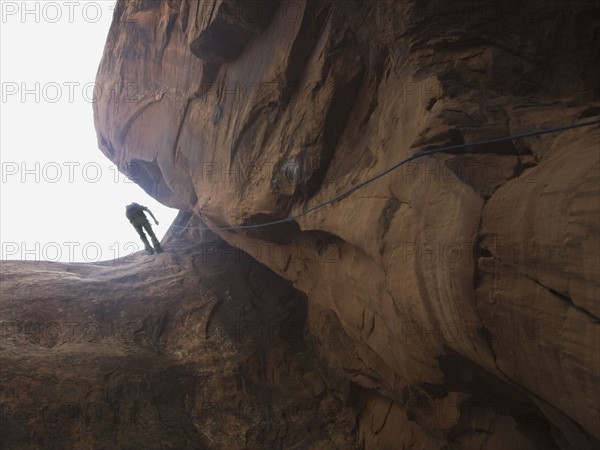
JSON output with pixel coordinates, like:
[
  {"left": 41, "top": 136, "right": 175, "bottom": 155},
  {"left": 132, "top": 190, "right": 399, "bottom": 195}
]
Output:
[{"left": 169, "top": 118, "right": 600, "bottom": 231}]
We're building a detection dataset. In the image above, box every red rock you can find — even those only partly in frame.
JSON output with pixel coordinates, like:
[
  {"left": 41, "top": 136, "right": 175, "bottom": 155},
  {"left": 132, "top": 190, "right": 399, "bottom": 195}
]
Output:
[{"left": 5, "top": 0, "right": 600, "bottom": 448}]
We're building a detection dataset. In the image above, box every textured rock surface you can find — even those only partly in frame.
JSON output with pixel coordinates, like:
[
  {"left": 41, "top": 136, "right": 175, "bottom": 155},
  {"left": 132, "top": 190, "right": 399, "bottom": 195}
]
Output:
[
  {"left": 0, "top": 214, "right": 357, "bottom": 449},
  {"left": 3, "top": 0, "right": 599, "bottom": 449}
]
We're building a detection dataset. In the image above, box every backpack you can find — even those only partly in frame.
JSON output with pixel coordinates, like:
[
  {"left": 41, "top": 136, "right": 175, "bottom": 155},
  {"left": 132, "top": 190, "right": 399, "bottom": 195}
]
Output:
[{"left": 126, "top": 203, "right": 146, "bottom": 224}]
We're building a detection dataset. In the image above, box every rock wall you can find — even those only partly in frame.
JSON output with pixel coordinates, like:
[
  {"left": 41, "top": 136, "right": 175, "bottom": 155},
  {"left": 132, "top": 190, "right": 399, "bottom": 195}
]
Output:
[
  {"left": 0, "top": 214, "right": 357, "bottom": 449},
  {"left": 4, "top": 0, "right": 599, "bottom": 449}
]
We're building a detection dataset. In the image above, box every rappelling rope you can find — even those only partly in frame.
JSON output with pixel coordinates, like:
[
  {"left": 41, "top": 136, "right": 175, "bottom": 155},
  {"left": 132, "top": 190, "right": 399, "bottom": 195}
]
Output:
[{"left": 169, "top": 118, "right": 600, "bottom": 231}]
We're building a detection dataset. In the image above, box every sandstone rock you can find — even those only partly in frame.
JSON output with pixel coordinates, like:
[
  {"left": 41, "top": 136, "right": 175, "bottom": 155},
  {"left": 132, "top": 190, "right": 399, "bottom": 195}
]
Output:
[
  {"left": 7, "top": 0, "right": 600, "bottom": 448},
  {"left": 0, "top": 214, "right": 357, "bottom": 449}
]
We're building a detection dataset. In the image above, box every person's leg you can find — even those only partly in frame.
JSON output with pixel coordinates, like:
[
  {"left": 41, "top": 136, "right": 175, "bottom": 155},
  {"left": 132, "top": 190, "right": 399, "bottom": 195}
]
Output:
[
  {"left": 134, "top": 225, "right": 154, "bottom": 253},
  {"left": 142, "top": 221, "right": 162, "bottom": 252}
]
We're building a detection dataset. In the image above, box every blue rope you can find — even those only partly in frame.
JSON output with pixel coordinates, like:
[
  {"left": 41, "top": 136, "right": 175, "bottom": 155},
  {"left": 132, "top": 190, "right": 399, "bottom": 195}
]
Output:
[{"left": 171, "top": 119, "right": 600, "bottom": 231}]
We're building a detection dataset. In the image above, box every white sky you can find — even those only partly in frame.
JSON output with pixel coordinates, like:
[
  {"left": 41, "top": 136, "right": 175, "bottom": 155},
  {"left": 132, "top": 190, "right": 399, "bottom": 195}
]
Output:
[{"left": 1, "top": 1, "right": 179, "bottom": 262}]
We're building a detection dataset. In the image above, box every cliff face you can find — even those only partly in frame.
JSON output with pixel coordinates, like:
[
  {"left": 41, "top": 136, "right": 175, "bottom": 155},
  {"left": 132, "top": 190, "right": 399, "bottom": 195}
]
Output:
[
  {"left": 0, "top": 214, "right": 357, "bottom": 449},
  {"left": 2, "top": 0, "right": 598, "bottom": 449}
]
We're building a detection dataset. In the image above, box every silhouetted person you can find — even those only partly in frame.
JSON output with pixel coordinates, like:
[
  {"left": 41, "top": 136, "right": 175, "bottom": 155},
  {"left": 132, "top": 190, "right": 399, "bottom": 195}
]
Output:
[{"left": 125, "top": 202, "right": 163, "bottom": 254}]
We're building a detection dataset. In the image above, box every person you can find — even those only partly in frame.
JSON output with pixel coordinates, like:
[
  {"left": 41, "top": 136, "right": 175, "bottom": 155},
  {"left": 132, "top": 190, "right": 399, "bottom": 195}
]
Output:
[{"left": 125, "top": 202, "right": 163, "bottom": 254}]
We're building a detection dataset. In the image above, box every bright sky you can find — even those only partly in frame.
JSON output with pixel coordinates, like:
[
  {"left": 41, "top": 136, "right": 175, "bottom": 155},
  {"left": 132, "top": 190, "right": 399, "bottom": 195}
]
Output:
[{"left": 0, "top": 1, "right": 179, "bottom": 262}]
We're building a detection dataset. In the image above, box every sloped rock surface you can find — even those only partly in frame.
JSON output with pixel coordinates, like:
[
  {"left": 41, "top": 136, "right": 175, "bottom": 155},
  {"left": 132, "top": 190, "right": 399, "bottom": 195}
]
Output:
[
  {"left": 10, "top": 0, "right": 599, "bottom": 448},
  {"left": 0, "top": 214, "right": 357, "bottom": 450}
]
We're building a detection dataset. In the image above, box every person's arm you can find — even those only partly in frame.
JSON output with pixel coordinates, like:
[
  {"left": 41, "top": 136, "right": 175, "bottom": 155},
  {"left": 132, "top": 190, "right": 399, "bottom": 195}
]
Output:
[{"left": 142, "top": 206, "right": 159, "bottom": 225}]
